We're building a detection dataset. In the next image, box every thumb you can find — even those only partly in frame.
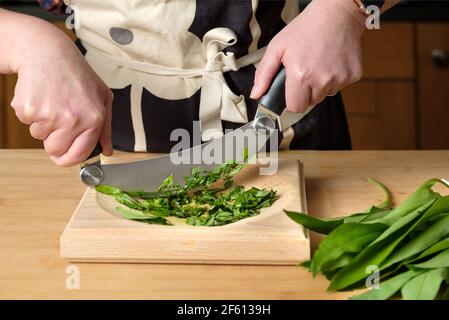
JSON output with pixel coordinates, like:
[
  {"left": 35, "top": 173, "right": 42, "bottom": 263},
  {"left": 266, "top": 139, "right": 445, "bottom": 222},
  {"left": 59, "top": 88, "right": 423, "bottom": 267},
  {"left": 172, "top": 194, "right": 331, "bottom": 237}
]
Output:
[
  {"left": 99, "top": 90, "right": 114, "bottom": 156},
  {"left": 250, "top": 42, "right": 283, "bottom": 100}
]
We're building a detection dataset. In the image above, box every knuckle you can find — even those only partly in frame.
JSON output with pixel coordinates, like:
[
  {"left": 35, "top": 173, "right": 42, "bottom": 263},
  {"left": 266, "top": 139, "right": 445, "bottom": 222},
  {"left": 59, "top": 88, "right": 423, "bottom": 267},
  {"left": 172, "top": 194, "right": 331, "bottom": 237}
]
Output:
[
  {"left": 89, "top": 112, "right": 105, "bottom": 128},
  {"left": 22, "top": 103, "right": 36, "bottom": 117},
  {"left": 63, "top": 110, "right": 80, "bottom": 129},
  {"left": 318, "top": 75, "right": 333, "bottom": 91},
  {"left": 352, "top": 65, "right": 364, "bottom": 82},
  {"left": 13, "top": 108, "right": 26, "bottom": 123},
  {"left": 39, "top": 105, "right": 59, "bottom": 124},
  {"left": 338, "top": 70, "right": 350, "bottom": 84},
  {"left": 46, "top": 145, "right": 64, "bottom": 158},
  {"left": 30, "top": 128, "right": 45, "bottom": 141},
  {"left": 29, "top": 131, "right": 40, "bottom": 140},
  {"left": 292, "top": 67, "right": 311, "bottom": 84},
  {"left": 14, "top": 102, "right": 36, "bottom": 124},
  {"left": 106, "top": 89, "right": 114, "bottom": 102}
]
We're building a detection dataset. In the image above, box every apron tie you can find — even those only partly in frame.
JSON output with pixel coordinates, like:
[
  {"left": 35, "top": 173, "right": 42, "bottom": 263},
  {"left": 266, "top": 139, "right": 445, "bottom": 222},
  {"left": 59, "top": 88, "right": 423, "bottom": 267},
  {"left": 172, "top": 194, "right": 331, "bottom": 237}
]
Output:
[
  {"left": 201, "top": 28, "right": 254, "bottom": 141},
  {"left": 82, "top": 27, "right": 266, "bottom": 142}
]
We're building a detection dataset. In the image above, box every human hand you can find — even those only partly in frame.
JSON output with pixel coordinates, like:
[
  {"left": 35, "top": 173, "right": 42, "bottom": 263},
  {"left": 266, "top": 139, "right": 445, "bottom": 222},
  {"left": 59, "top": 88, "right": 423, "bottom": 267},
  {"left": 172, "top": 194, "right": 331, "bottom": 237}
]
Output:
[
  {"left": 251, "top": 0, "right": 366, "bottom": 113},
  {"left": 8, "top": 20, "right": 113, "bottom": 166}
]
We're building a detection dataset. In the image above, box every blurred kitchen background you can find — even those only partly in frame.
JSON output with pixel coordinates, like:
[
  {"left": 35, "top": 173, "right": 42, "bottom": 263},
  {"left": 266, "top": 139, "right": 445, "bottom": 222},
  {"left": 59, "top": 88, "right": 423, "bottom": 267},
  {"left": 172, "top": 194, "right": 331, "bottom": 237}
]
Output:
[{"left": 0, "top": 0, "right": 448, "bottom": 150}]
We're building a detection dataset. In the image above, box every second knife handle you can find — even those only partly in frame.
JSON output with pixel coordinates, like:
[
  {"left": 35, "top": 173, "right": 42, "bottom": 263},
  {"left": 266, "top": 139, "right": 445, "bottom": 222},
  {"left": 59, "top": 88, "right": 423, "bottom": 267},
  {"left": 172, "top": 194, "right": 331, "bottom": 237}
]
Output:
[{"left": 258, "top": 67, "right": 286, "bottom": 116}]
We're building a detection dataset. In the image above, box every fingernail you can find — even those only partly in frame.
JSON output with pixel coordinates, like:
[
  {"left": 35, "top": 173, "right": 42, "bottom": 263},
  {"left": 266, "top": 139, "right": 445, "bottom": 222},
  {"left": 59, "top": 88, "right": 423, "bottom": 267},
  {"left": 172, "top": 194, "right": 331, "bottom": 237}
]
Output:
[{"left": 250, "top": 84, "right": 259, "bottom": 99}]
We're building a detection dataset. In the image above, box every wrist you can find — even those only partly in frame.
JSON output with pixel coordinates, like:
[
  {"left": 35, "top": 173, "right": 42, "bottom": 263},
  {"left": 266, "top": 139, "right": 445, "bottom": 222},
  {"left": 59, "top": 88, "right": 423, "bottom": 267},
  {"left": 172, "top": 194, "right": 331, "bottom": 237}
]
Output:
[
  {"left": 325, "top": 0, "right": 367, "bottom": 35},
  {"left": 1, "top": 11, "right": 77, "bottom": 73}
]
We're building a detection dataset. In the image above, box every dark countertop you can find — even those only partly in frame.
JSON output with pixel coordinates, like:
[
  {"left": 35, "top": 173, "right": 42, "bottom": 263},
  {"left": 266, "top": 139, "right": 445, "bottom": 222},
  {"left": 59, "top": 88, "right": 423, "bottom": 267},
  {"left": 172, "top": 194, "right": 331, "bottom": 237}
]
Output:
[{"left": 1, "top": 0, "right": 449, "bottom": 22}]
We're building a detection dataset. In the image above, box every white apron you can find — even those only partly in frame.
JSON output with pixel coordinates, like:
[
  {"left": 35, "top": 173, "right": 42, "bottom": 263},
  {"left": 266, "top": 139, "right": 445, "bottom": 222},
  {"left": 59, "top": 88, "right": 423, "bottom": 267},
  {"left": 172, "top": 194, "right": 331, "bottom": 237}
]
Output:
[{"left": 64, "top": 0, "right": 299, "bottom": 151}]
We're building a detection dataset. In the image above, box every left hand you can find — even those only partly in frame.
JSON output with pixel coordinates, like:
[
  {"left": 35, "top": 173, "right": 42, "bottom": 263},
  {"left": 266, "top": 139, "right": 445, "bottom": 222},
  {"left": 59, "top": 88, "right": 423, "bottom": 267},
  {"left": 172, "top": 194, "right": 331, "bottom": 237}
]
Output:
[{"left": 250, "top": 0, "right": 366, "bottom": 113}]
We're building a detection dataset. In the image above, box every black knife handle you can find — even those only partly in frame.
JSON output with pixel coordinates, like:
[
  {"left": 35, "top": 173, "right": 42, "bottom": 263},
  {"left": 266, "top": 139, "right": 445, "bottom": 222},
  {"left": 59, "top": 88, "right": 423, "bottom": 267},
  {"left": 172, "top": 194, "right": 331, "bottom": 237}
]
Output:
[
  {"left": 258, "top": 67, "right": 286, "bottom": 116},
  {"left": 87, "top": 143, "right": 102, "bottom": 161}
]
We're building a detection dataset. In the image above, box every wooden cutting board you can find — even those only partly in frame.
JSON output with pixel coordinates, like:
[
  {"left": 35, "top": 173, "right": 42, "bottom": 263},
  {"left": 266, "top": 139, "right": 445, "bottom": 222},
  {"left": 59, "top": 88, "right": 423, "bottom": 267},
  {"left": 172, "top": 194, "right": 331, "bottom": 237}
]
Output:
[{"left": 60, "top": 157, "right": 310, "bottom": 265}]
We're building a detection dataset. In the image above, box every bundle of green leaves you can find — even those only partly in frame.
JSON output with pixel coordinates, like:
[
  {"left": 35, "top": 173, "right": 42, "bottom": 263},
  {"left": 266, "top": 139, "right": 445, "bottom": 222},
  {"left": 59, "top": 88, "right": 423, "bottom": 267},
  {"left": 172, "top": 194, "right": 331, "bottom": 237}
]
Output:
[
  {"left": 96, "top": 153, "right": 277, "bottom": 227},
  {"left": 286, "top": 178, "right": 449, "bottom": 300}
]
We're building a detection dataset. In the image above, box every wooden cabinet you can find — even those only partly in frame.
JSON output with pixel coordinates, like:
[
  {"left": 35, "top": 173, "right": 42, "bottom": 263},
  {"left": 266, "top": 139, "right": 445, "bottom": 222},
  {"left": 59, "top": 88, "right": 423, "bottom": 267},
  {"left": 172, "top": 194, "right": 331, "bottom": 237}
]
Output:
[
  {"left": 0, "top": 75, "right": 4, "bottom": 148},
  {"left": 343, "top": 22, "right": 449, "bottom": 150},
  {"left": 360, "top": 23, "right": 415, "bottom": 79},
  {"left": 344, "top": 82, "right": 416, "bottom": 149},
  {"left": 1, "top": 74, "right": 43, "bottom": 148},
  {"left": 342, "top": 23, "right": 417, "bottom": 150},
  {"left": 417, "top": 23, "right": 449, "bottom": 150}
]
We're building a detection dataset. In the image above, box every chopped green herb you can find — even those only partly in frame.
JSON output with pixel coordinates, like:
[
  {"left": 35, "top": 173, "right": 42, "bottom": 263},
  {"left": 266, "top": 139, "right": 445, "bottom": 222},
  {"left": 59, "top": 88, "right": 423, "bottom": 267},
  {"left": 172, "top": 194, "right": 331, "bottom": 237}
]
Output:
[{"left": 96, "top": 151, "right": 277, "bottom": 227}]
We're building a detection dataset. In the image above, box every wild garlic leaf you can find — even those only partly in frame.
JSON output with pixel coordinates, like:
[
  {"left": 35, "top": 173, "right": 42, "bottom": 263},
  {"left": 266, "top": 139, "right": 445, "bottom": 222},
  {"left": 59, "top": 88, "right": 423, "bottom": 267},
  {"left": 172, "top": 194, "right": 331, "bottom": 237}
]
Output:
[
  {"left": 419, "top": 195, "right": 449, "bottom": 221},
  {"left": 158, "top": 174, "right": 174, "bottom": 191},
  {"left": 286, "top": 179, "right": 393, "bottom": 234},
  {"left": 367, "top": 178, "right": 393, "bottom": 210},
  {"left": 382, "top": 213, "right": 449, "bottom": 269},
  {"left": 115, "top": 193, "right": 146, "bottom": 210},
  {"left": 348, "top": 179, "right": 392, "bottom": 223},
  {"left": 375, "top": 179, "right": 448, "bottom": 226},
  {"left": 350, "top": 270, "right": 424, "bottom": 300},
  {"left": 411, "top": 248, "right": 449, "bottom": 269},
  {"left": 309, "top": 223, "right": 387, "bottom": 276},
  {"left": 115, "top": 206, "right": 149, "bottom": 220},
  {"left": 96, "top": 185, "right": 123, "bottom": 196},
  {"left": 401, "top": 268, "right": 448, "bottom": 300},
  {"left": 284, "top": 210, "right": 344, "bottom": 235},
  {"left": 329, "top": 200, "right": 436, "bottom": 292},
  {"left": 321, "top": 252, "right": 356, "bottom": 273},
  {"left": 287, "top": 178, "right": 449, "bottom": 298},
  {"left": 116, "top": 207, "right": 171, "bottom": 225},
  {"left": 357, "top": 208, "right": 392, "bottom": 223},
  {"left": 410, "top": 237, "right": 449, "bottom": 264}
]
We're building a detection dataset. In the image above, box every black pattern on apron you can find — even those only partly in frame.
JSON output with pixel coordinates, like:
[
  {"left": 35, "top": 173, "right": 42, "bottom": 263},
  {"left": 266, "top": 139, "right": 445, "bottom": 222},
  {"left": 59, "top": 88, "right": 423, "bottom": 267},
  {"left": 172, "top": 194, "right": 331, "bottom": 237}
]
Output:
[
  {"left": 256, "top": 0, "right": 288, "bottom": 48},
  {"left": 73, "top": 1, "right": 352, "bottom": 153},
  {"left": 111, "top": 85, "right": 136, "bottom": 152},
  {"left": 141, "top": 88, "right": 201, "bottom": 153}
]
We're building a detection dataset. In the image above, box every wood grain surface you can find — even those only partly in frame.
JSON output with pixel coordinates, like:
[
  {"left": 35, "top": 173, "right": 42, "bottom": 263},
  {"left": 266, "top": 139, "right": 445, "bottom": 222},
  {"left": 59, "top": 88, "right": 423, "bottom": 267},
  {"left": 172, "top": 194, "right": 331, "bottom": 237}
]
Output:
[
  {"left": 1, "top": 150, "right": 449, "bottom": 299},
  {"left": 60, "top": 159, "right": 310, "bottom": 265}
]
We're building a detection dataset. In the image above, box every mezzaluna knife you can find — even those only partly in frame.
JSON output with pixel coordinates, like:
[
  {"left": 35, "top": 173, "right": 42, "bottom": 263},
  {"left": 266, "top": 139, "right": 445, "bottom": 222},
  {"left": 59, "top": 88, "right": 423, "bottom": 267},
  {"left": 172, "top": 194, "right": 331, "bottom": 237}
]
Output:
[{"left": 80, "top": 67, "right": 314, "bottom": 191}]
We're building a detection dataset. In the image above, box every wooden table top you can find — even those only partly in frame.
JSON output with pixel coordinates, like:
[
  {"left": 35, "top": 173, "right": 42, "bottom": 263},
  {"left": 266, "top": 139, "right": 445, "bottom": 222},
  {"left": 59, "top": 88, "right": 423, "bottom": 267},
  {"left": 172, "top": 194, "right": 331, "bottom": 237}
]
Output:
[{"left": 1, "top": 149, "right": 448, "bottom": 299}]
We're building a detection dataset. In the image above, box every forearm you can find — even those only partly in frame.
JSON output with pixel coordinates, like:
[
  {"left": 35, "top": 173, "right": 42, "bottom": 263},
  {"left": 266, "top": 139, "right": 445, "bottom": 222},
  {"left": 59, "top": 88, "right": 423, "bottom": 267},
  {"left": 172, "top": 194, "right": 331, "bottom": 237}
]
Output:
[{"left": 0, "top": 8, "right": 76, "bottom": 74}]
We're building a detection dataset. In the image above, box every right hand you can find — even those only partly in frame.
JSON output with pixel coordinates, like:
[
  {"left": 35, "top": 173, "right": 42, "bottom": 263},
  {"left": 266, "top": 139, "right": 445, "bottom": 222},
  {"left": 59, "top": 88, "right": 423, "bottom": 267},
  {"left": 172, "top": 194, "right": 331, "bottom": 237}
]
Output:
[{"left": 11, "top": 32, "right": 113, "bottom": 167}]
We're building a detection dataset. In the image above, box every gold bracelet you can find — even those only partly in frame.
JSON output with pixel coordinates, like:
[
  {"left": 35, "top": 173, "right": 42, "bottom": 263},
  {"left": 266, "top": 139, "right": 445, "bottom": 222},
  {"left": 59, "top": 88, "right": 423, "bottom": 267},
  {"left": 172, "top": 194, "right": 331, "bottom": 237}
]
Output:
[{"left": 353, "top": 0, "right": 371, "bottom": 16}]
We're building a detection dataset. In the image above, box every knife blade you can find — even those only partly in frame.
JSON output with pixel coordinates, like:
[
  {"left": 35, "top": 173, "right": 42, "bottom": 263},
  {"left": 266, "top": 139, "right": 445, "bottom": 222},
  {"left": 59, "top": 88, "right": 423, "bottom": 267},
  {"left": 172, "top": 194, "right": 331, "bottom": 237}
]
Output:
[{"left": 80, "top": 67, "right": 314, "bottom": 191}]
